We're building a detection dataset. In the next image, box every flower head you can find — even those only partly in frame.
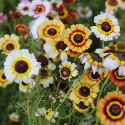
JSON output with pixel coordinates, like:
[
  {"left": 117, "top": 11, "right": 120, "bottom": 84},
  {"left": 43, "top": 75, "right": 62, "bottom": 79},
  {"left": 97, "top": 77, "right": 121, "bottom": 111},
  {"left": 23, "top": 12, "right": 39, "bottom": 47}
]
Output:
[
  {"left": 97, "top": 91, "right": 125, "bottom": 125},
  {"left": 105, "top": 0, "right": 119, "bottom": 9},
  {"left": 15, "top": 24, "right": 29, "bottom": 33},
  {"left": 91, "top": 12, "right": 120, "bottom": 41},
  {"left": 10, "top": 11, "right": 22, "bottom": 22},
  {"left": 4, "top": 49, "right": 41, "bottom": 84},
  {"left": 9, "top": 112, "right": 20, "bottom": 122},
  {"left": 0, "top": 13, "right": 7, "bottom": 23}
]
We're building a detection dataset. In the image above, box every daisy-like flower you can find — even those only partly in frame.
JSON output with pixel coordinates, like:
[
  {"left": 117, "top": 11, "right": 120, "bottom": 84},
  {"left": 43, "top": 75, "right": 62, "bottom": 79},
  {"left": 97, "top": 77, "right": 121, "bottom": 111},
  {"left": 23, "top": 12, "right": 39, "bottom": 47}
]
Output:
[
  {"left": 74, "top": 101, "right": 90, "bottom": 113},
  {"left": 84, "top": 68, "right": 108, "bottom": 85},
  {"left": 30, "top": 16, "right": 48, "bottom": 39},
  {"left": 0, "top": 13, "right": 7, "bottom": 23},
  {"left": 63, "top": 0, "right": 75, "bottom": 5},
  {"left": 19, "top": 81, "right": 36, "bottom": 93},
  {"left": 118, "top": 0, "right": 125, "bottom": 9},
  {"left": 90, "top": 12, "right": 120, "bottom": 41},
  {"left": 64, "top": 24, "right": 92, "bottom": 53},
  {"left": 43, "top": 39, "right": 69, "bottom": 61},
  {"left": 0, "top": 34, "right": 20, "bottom": 55},
  {"left": 15, "top": 24, "right": 29, "bottom": 33},
  {"left": 4, "top": 49, "right": 41, "bottom": 84},
  {"left": 108, "top": 68, "right": 125, "bottom": 86},
  {"left": 17, "top": 0, "right": 31, "bottom": 15},
  {"left": 40, "top": 63, "right": 56, "bottom": 88},
  {"left": 103, "top": 52, "right": 125, "bottom": 76},
  {"left": 0, "top": 69, "right": 12, "bottom": 88},
  {"left": 105, "top": 0, "right": 119, "bottom": 10},
  {"left": 97, "top": 91, "right": 125, "bottom": 125},
  {"left": 38, "top": 19, "right": 65, "bottom": 42},
  {"left": 58, "top": 9, "right": 69, "bottom": 20},
  {"left": 10, "top": 11, "right": 22, "bottom": 22},
  {"left": 59, "top": 60, "right": 78, "bottom": 81},
  {"left": 79, "top": 52, "right": 105, "bottom": 75},
  {"left": 35, "top": 108, "right": 58, "bottom": 123},
  {"left": 29, "top": 0, "right": 51, "bottom": 18},
  {"left": 69, "top": 78, "right": 99, "bottom": 106},
  {"left": 9, "top": 112, "right": 20, "bottom": 122},
  {"left": 116, "top": 41, "right": 125, "bottom": 52},
  {"left": 77, "top": 6, "right": 92, "bottom": 18}
]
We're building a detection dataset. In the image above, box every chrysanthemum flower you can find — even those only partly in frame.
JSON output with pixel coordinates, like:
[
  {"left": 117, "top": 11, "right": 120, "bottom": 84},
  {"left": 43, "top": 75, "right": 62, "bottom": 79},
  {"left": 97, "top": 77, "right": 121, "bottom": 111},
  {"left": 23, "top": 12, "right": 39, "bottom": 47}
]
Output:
[
  {"left": 59, "top": 60, "right": 78, "bottom": 81},
  {"left": 84, "top": 68, "right": 108, "bottom": 85},
  {"left": 90, "top": 12, "right": 120, "bottom": 41},
  {"left": 29, "top": 0, "right": 51, "bottom": 18},
  {"left": 118, "top": 0, "right": 125, "bottom": 9},
  {"left": 69, "top": 79, "right": 99, "bottom": 106},
  {"left": 30, "top": 16, "right": 48, "bottom": 39},
  {"left": 0, "top": 13, "right": 7, "bottom": 23},
  {"left": 116, "top": 41, "right": 125, "bottom": 52},
  {"left": 38, "top": 19, "right": 65, "bottom": 42},
  {"left": 40, "top": 63, "right": 56, "bottom": 88},
  {"left": 19, "top": 81, "right": 36, "bottom": 93},
  {"left": 103, "top": 52, "right": 125, "bottom": 76},
  {"left": 43, "top": 39, "right": 69, "bottom": 61},
  {"left": 4, "top": 49, "right": 41, "bottom": 84},
  {"left": 63, "top": 0, "right": 75, "bottom": 5},
  {"left": 10, "top": 11, "right": 22, "bottom": 22},
  {"left": 0, "top": 34, "right": 20, "bottom": 55},
  {"left": 79, "top": 52, "right": 105, "bottom": 75},
  {"left": 97, "top": 91, "right": 125, "bottom": 125},
  {"left": 105, "top": 0, "right": 119, "bottom": 10},
  {"left": 58, "top": 9, "right": 69, "bottom": 20},
  {"left": 64, "top": 24, "right": 92, "bottom": 53},
  {"left": 17, "top": 0, "right": 31, "bottom": 15},
  {"left": 9, "top": 112, "right": 20, "bottom": 122},
  {"left": 15, "top": 24, "right": 29, "bottom": 33},
  {"left": 74, "top": 101, "right": 90, "bottom": 113},
  {"left": 77, "top": 6, "right": 92, "bottom": 18},
  {"left": 0, "top": 70, "right": 12, "bottom": 88}
]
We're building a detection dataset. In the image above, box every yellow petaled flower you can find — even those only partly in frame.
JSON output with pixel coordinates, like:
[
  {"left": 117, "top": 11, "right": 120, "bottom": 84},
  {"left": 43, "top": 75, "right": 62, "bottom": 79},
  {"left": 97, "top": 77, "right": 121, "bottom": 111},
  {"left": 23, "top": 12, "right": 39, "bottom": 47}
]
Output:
[
  {"left": 106, "top": 0, "right": 119, "bottom": 9},
  {"left": 116, "top": 41, "right": 125, "bottom": 52},
  {"left": 0, "top": 70, "right": 12, "bottom": 88},
  {"left": 38, "top": 19, "right": 65, "bottom": 42},
  {"left": 64, "top": 24, "right": 92, "bottom": 53},
  {"left": 69, "top": 78, "right": 99, "bottom": 106},
  {"left": 74, "top": 101, "right": 90, "bottom": 113},
  {"left": 97, "top": 91, "right": 125, "bottom": 125},
  {"left": 0, "top": 34, "right": 20, "bottom": 55},
  {"left": 84, "top": 68, "right": 108, "bottom": 85},
  {"left": 9, "top": 112, "right": 20, "bottom": 122}
]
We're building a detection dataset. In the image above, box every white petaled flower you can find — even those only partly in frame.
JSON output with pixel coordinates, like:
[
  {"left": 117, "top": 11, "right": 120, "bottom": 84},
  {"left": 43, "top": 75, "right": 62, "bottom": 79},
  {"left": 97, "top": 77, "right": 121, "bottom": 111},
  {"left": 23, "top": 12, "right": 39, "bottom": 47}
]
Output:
[
  {"left": 79, "top": 52, "right": 105, "bottom": 75},
  {"left": 77, "top": 6, "right": 92, "bottom": 18},
  {"left": 35, "top": 107, "right": 46, "bottom": 116},
  {"left": 40, "top": 63, "right": 56, "bottom": 88},
  {"left": 43, "top": 39, "right": 69, "bottom": 61},
  {"left": 29, "top": 0, "right": 51, "bottom": 18},
  {"left": 59, "top": 60, "right": 78, "bottom": 81},
  {"left": 19, "top": 81, "right": 36, "bottom": 93},
  {"left": 30, "top": 16, "right": 48, "bottom": 39},
  {"left": 4, "top": 49, "right": 41, "bottom": 84},
  {"left": 90, "top": 12, "right": 120, "bottom": 41},
  {"left": 17, "top": 0, "right": 32, "bottom": 15},
  {"left": 9, "top": 112, "right": 20, "bottom": 122},
  {"left": 118, "top": 0, "right": 125, "bottom": 9}
]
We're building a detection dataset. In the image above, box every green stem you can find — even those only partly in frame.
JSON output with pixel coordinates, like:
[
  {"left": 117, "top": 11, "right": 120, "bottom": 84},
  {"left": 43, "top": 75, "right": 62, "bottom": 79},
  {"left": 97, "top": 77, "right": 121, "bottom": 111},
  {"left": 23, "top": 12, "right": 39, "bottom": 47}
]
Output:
[
  {"left": 95, "top": 77, "right": 110, "bottom": 125},
  {"left": 56, "top": 81, "right": 61, "bottom": 92},
  {"left": 46, "top": 68, "right": 90, "bottom": 125},
  {"left": 6, "top": 22, "right": 13, "bottom": 33},
  {"left": 27, "top": 106, "right": 32, "bottom": 124},
  {"left": 78, "top": 109, "right": 95, "bottom": 125},
  {"left": 102, "top": 41, "right": 104, "bottom": 49}
]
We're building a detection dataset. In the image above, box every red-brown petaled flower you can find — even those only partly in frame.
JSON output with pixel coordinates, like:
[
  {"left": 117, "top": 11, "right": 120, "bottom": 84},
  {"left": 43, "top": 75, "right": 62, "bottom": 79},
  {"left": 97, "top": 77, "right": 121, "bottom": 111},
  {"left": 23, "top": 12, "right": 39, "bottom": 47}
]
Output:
[
  {"left": 63, "top": 0, "right": 75, "bottom": 5},
  {"left": 67, "top": 49, "right": 82, "bottom": 58},
  {"left": 15, "top": 24, "right": 29, "bottom": 33},
  {"left": 10, "top": 11, "right": 22, "bottom": 22},
  {"left": 21, "top": 31, "right": 29, "bottom": 39},
  {"left": 97, "top": 91, "right": 125, "bottom": 125}
]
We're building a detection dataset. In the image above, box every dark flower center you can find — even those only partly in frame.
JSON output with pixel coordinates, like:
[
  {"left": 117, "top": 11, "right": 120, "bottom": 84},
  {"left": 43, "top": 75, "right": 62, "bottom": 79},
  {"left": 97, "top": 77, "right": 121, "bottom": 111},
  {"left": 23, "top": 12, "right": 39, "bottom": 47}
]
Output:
[
  {"left": 109, "top": 46, "right": 116, "bottom": 51},
  {"left": 79, "top": 86, "right": 90, "bottom": 97},
  {"left": 101, "top": 22, "right": 111, "bottom": 32},
  {"left": 47, "top": 28, "right": 57, "bottom": 36},
  {"left": 6, "top": 43, "right": 14, "bottom": 51},
  {"left": 22, "top": 82, "right": 27, "bottom": 86},
  {"left": 90, "top": 52, "right": 102, "bottom": 62},
  {"left": 76, "top": 101, "right": 89, "bottom": 109},
  {"left": 59, "top": 12, "right": 65, "bottom": 16},
  {"left": 15, "top": 61, "right": 28, "bottom": 73},
  {"left": 108, "top": 0, "right": 118, "bottom": 6},
  {"left": 2, "top": 74, "right": 6, "bottom": 79},
  {"left": 117, "top": 43, "right": 125, "bottom": 50},
  {"left": 36, "top": 55, "right": 48, "bottom": 66},
  {"left": 114, "top": 52, "right": 125, "bottom": 61},
  {"left": 37, "top": 8, "right": 42, "bottom": 12},
  {"left": 64, "top": 0, "right": 73, "bottom": 3},
  {"left": 91, "top": 72, "right": 100, "bottom": 79},
  {"left": 47, "top": 16, "right": 53, "bottom": 20},
  {"left": 56, "top": 41, "right": 67, "bottom": 50},
  {"left": 41, "top": 69, "right": 48, "bottom": 78},
  {"left": 61, "top": 67, "right": 70, "bottom": 77},
  {"left": 73, "top": 34, "right": 83, "bottom": 43},
  {"left": 23, "top": 7, "right": 29, "bottom": 11},
  {"left": 109, "top": 104, "right": 121, "bottom": 116},
  {"left": 81, "top": 9, "right": 88, "bottom": 15},
  {"left": 13, "top": 13, "right": 20, "bottom": 19}
]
